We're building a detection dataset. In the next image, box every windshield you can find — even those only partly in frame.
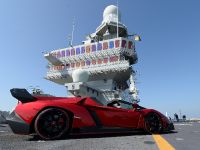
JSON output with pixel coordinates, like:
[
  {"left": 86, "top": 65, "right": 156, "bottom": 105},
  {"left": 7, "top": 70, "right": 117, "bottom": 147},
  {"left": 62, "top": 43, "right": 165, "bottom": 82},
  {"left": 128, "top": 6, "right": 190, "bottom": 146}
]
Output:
[
  {"left": 118, "top": 100, "right": 133, "bottom": 110},
  {"left": 118, "top": 100, "right": 145, "bottom": 110}
]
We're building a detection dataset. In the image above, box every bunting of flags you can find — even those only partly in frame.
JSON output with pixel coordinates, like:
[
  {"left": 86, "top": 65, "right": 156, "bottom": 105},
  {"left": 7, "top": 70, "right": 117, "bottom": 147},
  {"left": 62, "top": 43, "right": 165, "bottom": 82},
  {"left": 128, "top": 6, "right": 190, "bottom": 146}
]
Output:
[
  {"left": 49, "top": 38, "right": 133, "bottom": 71},
  {"left": 52, "top": 39, "right": 133, "bottom": 58},
  {"left": 50, "top": 55, "right": 120, "bottom": 71}
]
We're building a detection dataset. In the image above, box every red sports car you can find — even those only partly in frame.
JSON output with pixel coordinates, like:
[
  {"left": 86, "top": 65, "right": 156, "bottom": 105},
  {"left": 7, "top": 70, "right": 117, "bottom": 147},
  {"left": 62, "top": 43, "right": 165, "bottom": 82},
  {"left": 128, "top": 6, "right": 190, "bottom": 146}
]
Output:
[{"left": 7, "top": 88, "right": 174, "bottom": 140}]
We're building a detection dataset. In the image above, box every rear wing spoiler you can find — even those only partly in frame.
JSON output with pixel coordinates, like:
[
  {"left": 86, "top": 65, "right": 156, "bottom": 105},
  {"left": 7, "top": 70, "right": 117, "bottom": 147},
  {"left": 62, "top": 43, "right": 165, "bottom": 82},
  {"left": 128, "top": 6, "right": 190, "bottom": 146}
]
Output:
[{"left": 10, "top": 88, "right": 37, "bottom": 103}]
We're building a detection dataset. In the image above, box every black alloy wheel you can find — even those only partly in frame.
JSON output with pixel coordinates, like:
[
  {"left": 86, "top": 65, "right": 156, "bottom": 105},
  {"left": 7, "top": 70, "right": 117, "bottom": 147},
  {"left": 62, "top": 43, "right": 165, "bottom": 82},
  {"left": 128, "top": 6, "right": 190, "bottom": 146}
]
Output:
[
  {"left": 144, "top": 112, "right": 162, "bottom": 134},
  {"left": 34, "top": 108, "right": 70, "bottom": 140}
]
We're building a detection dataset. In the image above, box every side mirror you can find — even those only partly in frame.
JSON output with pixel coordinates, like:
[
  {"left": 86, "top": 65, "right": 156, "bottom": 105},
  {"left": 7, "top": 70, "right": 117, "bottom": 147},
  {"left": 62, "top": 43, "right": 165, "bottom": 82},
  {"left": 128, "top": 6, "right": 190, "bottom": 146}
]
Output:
[{"left": 132, "top": 103, "right": 139, "bottom": 109}]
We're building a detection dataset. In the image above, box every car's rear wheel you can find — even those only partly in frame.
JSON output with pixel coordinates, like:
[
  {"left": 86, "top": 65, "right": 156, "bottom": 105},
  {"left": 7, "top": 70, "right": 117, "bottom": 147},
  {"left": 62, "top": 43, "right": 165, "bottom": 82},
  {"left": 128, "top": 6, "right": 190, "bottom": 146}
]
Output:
[
  {"left": 144, "top": 112, "right": 162, "bottom": 134},
  {"left": 34, "top": 108, "right": 70, "bottom": 140}
]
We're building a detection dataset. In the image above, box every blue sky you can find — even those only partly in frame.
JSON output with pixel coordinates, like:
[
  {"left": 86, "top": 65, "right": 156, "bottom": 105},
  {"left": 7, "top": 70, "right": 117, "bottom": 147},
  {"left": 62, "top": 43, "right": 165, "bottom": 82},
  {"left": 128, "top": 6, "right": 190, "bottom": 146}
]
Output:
[{"left": 0, "top": 0, "right": 200, "bottom": 118}]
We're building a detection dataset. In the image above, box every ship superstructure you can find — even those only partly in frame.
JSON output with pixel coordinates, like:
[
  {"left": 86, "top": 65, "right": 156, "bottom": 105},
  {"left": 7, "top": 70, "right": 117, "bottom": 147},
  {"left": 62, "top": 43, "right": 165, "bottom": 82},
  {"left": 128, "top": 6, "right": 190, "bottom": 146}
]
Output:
[{"left": 44, "top": 5, "right": 140, "bottom": 105}]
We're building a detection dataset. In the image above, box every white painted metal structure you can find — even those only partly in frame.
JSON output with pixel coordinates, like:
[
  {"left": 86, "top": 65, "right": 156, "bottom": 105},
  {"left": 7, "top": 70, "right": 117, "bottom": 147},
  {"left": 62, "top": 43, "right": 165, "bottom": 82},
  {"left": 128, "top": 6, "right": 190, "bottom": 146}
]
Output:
[{"left": 44, "top": 5, "right": 140, "bottom": 105}]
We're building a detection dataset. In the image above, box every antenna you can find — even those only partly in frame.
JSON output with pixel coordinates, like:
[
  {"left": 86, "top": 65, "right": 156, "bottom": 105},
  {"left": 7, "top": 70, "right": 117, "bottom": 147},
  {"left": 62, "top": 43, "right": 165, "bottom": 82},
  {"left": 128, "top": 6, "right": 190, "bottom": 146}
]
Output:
[
  {"left": 117, "top": 0, "right": 119, "bottom": 38},
  {"left": 71, "top": 17, "right": 75, "bottom": 47}
]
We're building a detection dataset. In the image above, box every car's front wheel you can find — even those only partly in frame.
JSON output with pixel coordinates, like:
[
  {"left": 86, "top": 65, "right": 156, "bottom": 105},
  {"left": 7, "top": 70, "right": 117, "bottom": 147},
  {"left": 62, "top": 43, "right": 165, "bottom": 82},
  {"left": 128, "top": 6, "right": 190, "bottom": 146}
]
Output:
[
  {"left": 34, "top": 108, "right": 70, "bottom": 140},
  {"left": 144, "top": 112, "right": 162, "bottom": 134}
]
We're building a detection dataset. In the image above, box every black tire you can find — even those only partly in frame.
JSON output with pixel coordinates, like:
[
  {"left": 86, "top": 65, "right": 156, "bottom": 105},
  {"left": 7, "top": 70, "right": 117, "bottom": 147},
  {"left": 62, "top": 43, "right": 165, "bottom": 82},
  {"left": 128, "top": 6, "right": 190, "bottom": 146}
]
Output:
[
  {"left": 144, "top": 112, "right": 162, "bottom": 134},
  {"left": 34, "top": 108, "right": 70, "bottom": 140}
]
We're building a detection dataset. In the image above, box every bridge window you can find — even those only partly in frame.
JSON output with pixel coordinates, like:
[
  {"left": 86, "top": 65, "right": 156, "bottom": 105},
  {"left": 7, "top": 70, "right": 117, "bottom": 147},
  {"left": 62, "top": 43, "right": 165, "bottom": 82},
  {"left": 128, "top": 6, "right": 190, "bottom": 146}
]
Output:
[
  {"left": 115, "top": 40, "right": 120, "bottom": 48},
  {"left": 76, "top": 47, "right": 80, "bottom": 55},
  {"left": 86, "top": 60, "right": 91, "bottom": 66},
  {"left": 103, "top": 42, "right": 108, "bottom": 50},
  {"left": 61, "top": 50, "right": 65, "bottom": 57},
  {"left": 86, "top": 45, "right": 91, "bottom": 53},
  {"left": 92, "top": 60, "right": 96, "bottom": 65},
  {"left": 97, "top": 43, "right": 102, "bottom": 51},
  {"left": 91, "top": 44, "right": 96, "bottom": 52},
  {"left": 109, "top": 41, "right": 114, "bottom": 49},
  {"left": 71, "top": 49, "right": 75, "bottom": 55},
  {"left": 81, "top": 47, "right": 85, "bottom": 54},
  {"left": 66, "top": 49, "right": 70, "bottom": 56},
  {"left": 122, "top": 40, "right": 127, "bottom": 48},
  {"left": 103, "top": 57, "right": 108, "bottom": 63},
  {"left": 76, "top": 62, "right": 80, "bottom": 67},
  {"left": 81, "top": 61, "right": 85, "bottom": 66},
  {"left": 98, "top": 59, "right": 102, "bottom": 64},
  {"left": 128, "top": 41, "right": 133, "bottom": 49},
  {"left": 71, "top": 63, "right": 75, "bottom": 68}
]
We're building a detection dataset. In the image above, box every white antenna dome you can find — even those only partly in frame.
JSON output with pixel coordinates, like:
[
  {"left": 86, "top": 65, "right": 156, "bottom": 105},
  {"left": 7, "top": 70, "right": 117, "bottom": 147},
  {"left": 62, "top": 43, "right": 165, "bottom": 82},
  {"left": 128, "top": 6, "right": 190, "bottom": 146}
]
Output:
[
  {"left": 103, "top": 5, "right": 121, "bottom": 23},
  {"left": 72, "top": 69, "right": 89, "bottom": 82}
]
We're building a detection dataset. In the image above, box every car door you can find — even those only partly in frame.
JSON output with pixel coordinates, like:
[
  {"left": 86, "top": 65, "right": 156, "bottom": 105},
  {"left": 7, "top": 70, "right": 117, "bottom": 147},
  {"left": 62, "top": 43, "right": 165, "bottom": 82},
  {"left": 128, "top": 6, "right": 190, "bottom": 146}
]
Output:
[{"left": 87, "top": 105, "right": 141, "bottom": 128}]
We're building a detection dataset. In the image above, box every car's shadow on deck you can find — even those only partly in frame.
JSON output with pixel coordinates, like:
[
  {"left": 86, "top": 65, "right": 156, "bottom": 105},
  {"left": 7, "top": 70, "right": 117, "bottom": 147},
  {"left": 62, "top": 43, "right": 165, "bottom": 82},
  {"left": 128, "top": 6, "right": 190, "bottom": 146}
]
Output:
[
  {"left": 69, "top": 131, "right": 146, "bottom": 139},
  {"left": 29, "top": 132, "right": 144, "bottom": 141},
  {"left": 28, "top": 129, "right": 177, "bottom": 141}
]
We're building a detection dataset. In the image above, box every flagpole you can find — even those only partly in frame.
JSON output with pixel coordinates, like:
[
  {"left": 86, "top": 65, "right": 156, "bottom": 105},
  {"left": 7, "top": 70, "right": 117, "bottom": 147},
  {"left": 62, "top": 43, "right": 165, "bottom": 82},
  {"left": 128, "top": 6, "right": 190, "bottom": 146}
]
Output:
[
  {"left": 117, "top": 0, "right": 119, "bottom": 38},
  {"left": 71, "top": 18, "right": 75, "bottom": 46}
]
